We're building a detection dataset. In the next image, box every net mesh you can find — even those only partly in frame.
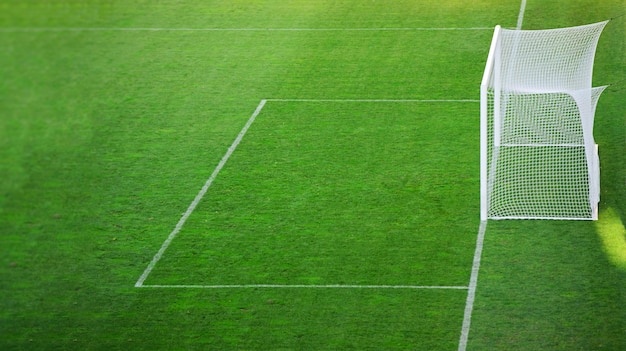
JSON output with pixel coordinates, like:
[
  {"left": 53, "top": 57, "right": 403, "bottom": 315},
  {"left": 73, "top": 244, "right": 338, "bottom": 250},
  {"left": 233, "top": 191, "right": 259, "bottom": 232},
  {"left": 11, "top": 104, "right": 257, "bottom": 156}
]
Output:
[{"left": 482, "top": 21, "right": 608, "bottom": 220}]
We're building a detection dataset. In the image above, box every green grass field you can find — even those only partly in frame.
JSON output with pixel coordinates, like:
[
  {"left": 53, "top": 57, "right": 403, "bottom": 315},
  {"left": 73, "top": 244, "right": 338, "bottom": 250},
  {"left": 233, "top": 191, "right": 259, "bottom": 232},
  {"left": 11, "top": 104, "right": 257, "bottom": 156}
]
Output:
[{"left": 1, "top": 1, "right": 625, "bottom": 350}]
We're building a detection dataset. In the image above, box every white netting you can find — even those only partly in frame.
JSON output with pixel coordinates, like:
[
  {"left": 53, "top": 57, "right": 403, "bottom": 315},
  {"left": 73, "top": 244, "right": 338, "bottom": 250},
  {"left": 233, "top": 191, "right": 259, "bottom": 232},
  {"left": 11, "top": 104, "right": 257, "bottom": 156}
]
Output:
[{"left": 481, "top": 21, "right": 608, "bottom": 220}]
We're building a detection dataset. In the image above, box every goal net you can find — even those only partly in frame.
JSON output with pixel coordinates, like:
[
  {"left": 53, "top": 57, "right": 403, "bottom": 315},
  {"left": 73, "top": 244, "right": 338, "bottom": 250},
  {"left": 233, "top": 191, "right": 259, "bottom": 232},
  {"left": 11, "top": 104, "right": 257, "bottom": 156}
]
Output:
[{"left": 480, "top": 21, "right": 608, "bottom": 220}]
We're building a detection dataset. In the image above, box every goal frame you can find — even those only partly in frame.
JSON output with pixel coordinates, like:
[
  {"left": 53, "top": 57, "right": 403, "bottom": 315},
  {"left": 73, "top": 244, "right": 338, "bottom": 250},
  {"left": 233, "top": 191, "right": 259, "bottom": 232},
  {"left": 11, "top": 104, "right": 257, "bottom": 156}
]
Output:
[
  {"left": 480, "top": 25, "right": 501, "bottom": 221},
  {"left": 480, "top": 22, "right": 608, "bottom": 221}
]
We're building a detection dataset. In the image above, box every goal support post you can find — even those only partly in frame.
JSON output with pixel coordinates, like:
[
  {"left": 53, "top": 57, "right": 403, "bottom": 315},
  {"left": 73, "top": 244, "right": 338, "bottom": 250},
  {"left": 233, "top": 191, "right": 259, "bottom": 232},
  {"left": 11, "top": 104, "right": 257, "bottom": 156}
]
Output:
[{"left": 480, "top": 21, "right": 609, "bottom": 221}]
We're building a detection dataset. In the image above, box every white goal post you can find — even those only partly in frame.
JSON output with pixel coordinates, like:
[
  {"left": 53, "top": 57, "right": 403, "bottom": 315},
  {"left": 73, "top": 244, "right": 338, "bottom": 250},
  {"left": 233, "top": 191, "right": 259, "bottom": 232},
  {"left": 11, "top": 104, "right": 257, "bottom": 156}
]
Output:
[{"left": 480, "top": 21, "right": 609, "bottom": 221}]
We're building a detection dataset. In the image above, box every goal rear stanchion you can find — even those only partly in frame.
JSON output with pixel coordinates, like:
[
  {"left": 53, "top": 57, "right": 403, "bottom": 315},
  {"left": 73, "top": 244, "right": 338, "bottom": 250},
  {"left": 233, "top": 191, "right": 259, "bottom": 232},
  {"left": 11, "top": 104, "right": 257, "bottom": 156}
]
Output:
[{"left": 480, "top": 21, "right": 609, "bottom": 221}]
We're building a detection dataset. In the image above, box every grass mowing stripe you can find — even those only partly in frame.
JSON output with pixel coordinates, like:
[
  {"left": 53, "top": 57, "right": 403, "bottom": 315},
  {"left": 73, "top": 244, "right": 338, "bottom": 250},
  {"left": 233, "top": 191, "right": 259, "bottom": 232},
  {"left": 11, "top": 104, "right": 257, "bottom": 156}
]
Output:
[{"left": 134, "top": 100, "right": 267, "bottom": 287}]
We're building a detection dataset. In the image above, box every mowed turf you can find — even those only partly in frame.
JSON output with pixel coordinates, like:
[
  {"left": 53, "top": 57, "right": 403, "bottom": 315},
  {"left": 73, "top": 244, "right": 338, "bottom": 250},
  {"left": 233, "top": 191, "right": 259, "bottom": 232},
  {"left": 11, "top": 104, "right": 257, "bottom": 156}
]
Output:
[{"left": 1, "top": 0, "right": 625, "bottom": 350}]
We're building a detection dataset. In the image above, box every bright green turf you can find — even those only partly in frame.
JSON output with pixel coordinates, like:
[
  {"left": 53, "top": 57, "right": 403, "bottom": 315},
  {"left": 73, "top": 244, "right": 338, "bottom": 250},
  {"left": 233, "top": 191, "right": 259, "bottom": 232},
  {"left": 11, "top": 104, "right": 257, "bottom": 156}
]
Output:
[{"left": 0, "top": 1, "right": 624, "bottom": 350}]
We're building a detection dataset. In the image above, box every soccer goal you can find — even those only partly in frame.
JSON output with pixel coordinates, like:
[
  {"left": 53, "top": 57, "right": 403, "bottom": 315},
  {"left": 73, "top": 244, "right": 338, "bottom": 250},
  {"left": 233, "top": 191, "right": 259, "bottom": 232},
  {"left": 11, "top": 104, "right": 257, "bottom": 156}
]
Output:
[{"left": 480, "top": 21, "right": 609, "bottom": 221}]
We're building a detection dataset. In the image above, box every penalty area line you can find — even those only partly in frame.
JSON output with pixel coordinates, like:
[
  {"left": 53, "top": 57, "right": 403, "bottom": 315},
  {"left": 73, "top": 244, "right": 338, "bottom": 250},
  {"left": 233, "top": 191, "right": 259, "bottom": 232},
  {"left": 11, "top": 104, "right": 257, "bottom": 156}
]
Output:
[
  {"left": 138, "top": 284, "right": 469, "bottom": 290},
  {"left": 134, "top": 99, "right": 267, "bottom": 288}
]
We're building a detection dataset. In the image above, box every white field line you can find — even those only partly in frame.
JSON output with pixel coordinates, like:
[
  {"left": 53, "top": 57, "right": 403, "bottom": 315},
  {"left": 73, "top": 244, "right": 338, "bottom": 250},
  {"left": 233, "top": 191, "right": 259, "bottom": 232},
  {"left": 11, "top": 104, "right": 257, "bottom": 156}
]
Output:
[
  {"left": 457, "top": 4, "right": 527, "bottom": 349},
  {"left": 517, "top": 0, "right": 527, "bottom": 30},
  {"left": 138, "top": 284, "right": 469, "bottom": 290},
  {"left": 458, "top": 220, "right": 488, "bottom": 351},
  {"left": 267, "top": 98, "right": 479, "bottom": 103},
  {"left": 134, "top": 99, "right": 267, "bottom": 287},
  {"left": 0, "top": 27, "right": 493, "bottom": 32}
]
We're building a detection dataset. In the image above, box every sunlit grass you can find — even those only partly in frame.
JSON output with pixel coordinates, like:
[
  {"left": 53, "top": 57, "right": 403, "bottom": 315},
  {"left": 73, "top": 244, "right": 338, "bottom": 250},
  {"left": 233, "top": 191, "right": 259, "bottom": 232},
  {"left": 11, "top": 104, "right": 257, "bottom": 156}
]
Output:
[{"left": 596, "top": 207, "right": 626, "bottom": 271}]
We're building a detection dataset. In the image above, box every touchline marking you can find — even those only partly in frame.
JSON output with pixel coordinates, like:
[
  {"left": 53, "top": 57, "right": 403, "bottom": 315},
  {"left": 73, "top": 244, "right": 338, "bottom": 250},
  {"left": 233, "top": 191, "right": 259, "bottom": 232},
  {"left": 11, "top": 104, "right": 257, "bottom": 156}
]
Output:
[
  {"left": 134, "top": 99, "right": 267, "bottom": 288},
  {"left": 0, "top": 27, "right": 493, "bottom": 32},
  {"left": 138, "top": 284, "right": 469, "bottom": 290},
  {"left": 458, "top": 221, "right": 488, "bottom": 351}
]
